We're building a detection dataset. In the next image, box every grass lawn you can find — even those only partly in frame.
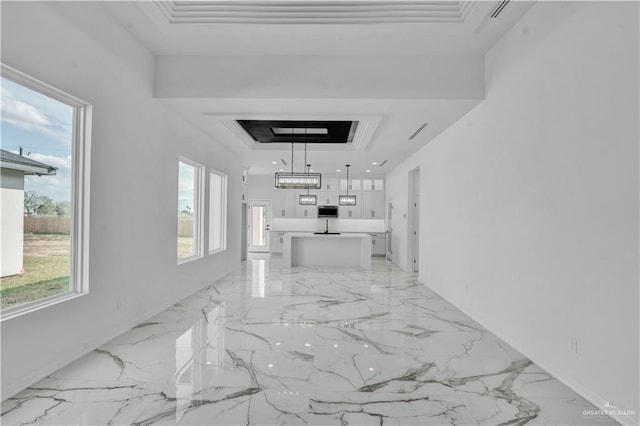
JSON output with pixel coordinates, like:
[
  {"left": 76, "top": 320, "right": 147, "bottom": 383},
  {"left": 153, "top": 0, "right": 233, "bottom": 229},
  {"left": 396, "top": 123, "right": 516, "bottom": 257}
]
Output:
[{"left": 1, "top": 234, "right": 71, "bottom": 310}]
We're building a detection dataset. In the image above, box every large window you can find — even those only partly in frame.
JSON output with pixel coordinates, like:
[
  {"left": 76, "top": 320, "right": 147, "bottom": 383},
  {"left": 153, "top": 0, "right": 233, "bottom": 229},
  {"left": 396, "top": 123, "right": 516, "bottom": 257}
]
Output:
[
  {"left": 208, "top": 170, "right": 227, "bottom": 254},
  {"left": 0, "top": 64, "right": 91, "bottom": 318},
  {"left": 177, "top": 157, "right": 204, "bottom": 263}
]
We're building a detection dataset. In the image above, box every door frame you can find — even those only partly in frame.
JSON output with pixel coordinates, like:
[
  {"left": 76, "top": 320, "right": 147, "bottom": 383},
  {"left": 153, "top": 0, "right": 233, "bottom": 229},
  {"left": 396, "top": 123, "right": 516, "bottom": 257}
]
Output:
[
  {"left": 247, "top": 199, "right": 271, "bottom": 253},
  {"left": 407, "top": 167, "right": 420, "bottom": 272},
  {"left": 240, "top": 202, "right": 248, "bottom": 260}
]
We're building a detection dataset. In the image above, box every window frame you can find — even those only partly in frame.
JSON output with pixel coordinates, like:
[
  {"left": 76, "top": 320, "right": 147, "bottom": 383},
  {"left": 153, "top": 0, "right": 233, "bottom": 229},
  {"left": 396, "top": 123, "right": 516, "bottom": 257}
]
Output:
[
  {"left": 0, "top": 64, "right": 92, "bottom": 321},
  {"left": 208, "top": 169, "right": 227, "bottom": 255},
  {"left": 177, "top": 156, "right": 204, "bottom": 265}
]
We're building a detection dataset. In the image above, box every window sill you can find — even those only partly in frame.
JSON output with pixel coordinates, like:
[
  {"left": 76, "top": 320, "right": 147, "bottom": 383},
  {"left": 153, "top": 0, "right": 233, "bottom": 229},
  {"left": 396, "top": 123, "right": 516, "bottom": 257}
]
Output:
[
  {"left": 177, "top": 254, "right": 203, "bottom": 265},
  {"left": 0, "top": 291, "right": 88, "bottom": 322},
  {"left": 208, "top": 248, "right": 227, "bottom": 256}
]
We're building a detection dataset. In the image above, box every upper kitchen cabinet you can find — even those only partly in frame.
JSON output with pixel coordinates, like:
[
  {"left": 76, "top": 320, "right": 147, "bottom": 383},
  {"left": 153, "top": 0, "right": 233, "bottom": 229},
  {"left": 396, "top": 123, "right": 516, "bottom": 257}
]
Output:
[{"left": 272, "top": 188, "right": 294, "bottom": 218}]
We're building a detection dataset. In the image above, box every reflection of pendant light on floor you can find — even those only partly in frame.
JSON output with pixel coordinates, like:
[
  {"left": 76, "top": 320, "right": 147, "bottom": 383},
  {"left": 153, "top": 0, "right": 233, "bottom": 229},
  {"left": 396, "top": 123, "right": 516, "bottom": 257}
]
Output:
[
  {"left": 274, "top": 124, "right": 322, "bottom": 189},
  {"left": 299, "top": 128, "right": 317, "bottom": 205},
  {"left": 339, "top": 164, "right": 356, "bottom": 206}
]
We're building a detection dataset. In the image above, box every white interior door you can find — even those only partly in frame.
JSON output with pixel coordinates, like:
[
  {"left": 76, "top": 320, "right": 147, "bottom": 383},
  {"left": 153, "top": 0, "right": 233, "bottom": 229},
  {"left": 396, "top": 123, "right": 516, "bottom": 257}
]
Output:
[{"left": 248, "top": 200, "right": 270, "bottom": 252}]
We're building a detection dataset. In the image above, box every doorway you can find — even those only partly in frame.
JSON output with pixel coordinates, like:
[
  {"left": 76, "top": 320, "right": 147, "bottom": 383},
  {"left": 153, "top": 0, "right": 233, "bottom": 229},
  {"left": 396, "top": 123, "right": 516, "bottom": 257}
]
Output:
[
  {"left": 407, "top": 167, "right": 420, "bottom": 272},
  {"left": 248, "top": 200, "right": 270, "bottom": 253}
]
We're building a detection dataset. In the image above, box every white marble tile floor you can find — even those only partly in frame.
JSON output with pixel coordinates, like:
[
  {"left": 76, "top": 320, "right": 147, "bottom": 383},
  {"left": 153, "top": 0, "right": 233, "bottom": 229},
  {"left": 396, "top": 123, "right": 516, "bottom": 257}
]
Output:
[{"left": 1, "top": 256, "right": 619, "bottom": 425}]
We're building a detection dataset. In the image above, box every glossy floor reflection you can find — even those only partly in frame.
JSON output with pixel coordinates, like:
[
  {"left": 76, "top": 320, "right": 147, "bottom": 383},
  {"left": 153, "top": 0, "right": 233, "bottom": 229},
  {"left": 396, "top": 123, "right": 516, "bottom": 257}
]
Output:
[{"left": 2, "top": 256, "right": 618, "bottom": 425}]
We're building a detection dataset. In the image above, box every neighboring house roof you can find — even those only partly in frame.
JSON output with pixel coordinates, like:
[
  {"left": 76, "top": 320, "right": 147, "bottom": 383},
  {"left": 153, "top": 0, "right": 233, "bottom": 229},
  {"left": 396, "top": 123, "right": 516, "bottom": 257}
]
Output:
[{"left": 0, "top": 149, "right": 57, "bottom": 176}]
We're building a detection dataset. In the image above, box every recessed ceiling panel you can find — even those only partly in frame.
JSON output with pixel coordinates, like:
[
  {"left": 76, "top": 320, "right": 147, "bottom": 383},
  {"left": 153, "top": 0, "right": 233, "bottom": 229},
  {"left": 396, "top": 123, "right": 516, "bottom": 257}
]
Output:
[{"left": 238, "top": 120, "right": 356, "bottom": 144}]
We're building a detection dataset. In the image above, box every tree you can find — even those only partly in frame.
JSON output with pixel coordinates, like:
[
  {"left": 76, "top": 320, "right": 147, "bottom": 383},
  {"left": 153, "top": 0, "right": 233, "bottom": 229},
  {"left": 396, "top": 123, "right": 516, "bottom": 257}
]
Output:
[
  {"left": 54, "top": 201, "right": 71, "bottom": 217},
  {"left": 24, "top": 191, "right": 40, "bottom": 216},
  {"left": 36, "top": 196, "right": 55, "bottom": 215}
]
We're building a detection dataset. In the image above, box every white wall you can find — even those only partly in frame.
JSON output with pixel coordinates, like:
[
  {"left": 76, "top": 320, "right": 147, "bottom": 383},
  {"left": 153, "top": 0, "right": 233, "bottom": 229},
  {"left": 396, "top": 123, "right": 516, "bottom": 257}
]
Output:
[
  {"left": 1, "top": 2, "right": 244, "bottom": 398},
  {"left": 387, "top": 1, "right": 639, "bottom": 423},
  {"left": 155, "top": 54, "right": 485, "bottom": 100}
]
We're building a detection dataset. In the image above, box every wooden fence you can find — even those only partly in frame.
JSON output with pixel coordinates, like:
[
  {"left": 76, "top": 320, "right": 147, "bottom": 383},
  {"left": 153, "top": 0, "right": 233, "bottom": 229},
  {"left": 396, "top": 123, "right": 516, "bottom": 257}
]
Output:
[
  {"left": 24, "top": 216, "right": 71, "bottom": 234},
  {"left": 24, "top": 217, "right": 194, "bottom": 237},
  {"left": 178, "top": 220, "right": 194, "bottom": 237}
]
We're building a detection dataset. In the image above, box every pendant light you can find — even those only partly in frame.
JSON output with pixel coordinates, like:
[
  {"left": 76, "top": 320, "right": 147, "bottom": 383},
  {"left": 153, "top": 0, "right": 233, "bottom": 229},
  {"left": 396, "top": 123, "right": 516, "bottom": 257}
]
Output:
[
  {"left": 274, "top": 124, "right": 322, "bottom": 190},
  {"left": 339, "top": 164, "right": 356, "bottom": 206}
]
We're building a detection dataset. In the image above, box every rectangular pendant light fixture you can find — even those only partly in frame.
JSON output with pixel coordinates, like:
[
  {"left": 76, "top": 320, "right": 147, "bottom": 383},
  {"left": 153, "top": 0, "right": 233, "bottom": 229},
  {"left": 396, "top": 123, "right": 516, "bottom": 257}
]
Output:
[
  {"left": 338, "top": 195, "right": 357, "bottom": 206},
  {"left": 299, "top": 194, "right": 317, "bottom": 205},
  {"left": 274, "top": 172, "right": 321, "bottom": 189}
]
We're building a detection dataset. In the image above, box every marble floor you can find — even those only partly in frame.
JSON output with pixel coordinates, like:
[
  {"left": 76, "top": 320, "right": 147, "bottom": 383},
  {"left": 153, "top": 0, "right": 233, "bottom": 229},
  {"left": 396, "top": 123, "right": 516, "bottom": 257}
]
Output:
[{"left": 2, "top": 256, "right": 618, "bottom": 425}]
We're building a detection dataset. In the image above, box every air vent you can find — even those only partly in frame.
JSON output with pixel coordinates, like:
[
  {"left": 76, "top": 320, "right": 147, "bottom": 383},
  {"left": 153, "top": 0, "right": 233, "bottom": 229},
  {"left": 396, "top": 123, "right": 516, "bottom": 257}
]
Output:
[
  {"left": 490, "top": 0, "right": 510, "bottom": 18},
  {"left": 378, "top": 160, "right": 388, "bottom": 167},
  {"left": 280, "top": 158, "right": 287, "bottom": 166},
  {"left": 408, "top": 123, "right": 429, "bottom": 141}
]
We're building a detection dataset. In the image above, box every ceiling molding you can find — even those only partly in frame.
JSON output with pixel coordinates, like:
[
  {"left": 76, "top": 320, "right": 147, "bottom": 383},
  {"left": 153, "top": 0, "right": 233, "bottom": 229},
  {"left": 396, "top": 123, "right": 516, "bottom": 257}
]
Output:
[{"left": 152, "top": 0, "right": 480, "bottom": 25}]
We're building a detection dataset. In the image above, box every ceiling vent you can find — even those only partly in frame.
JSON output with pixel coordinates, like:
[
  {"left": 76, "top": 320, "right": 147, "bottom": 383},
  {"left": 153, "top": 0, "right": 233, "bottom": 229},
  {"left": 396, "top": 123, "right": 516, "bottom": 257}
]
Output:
[
  {"left": 490, "top": 0, "right": 510, "bottom": 18},
  {"left": 408, "top": 123, "right": 429, "bottom": 141},
  {"left": 378, "top": 160, "right": 388, "bottom": 167},
  {"left": 280, "top": 158, "right": 287, "bottom": 166}
]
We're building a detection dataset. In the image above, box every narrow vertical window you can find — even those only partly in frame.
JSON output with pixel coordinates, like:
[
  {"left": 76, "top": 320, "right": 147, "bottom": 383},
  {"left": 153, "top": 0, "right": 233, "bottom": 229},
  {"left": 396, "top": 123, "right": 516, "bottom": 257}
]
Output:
[
  {"left": 0, "top": 64, "right": 91, "bottom": 318},
  {"left": 177, "top": 157, "right": 203, "bottom": 263},
  {"left": 208, "top": 170, "right": 227, "bottom": 254}
]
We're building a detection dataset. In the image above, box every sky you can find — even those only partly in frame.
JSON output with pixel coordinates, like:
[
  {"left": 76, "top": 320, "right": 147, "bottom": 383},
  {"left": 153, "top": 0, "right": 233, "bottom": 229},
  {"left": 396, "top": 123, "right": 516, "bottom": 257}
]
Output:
[
  {"left": 178, "top": 160, "right": 196, "bottom": 214},
  {"left": 1, "top": 77, "right": 73, "bottom": 202}
]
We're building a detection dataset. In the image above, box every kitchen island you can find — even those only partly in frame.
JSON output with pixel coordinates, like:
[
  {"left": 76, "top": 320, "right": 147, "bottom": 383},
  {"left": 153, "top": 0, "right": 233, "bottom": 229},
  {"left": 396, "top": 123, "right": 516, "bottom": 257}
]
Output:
[{"left": 282, "top": 232, "right": 372, "bottom": 269}]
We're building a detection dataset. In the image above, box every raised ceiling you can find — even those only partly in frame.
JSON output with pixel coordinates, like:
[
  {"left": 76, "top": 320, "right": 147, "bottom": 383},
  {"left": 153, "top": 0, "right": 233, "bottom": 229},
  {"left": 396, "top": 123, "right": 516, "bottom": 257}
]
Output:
[
  {"left": 104, "top": 0, "right": 535, "bottom": 175},
  {"left": 152, "top": 1, "right": 479, "bottom": 25},
  {"left": 237, "top": 120, "right": 357, "bottom": 144}
]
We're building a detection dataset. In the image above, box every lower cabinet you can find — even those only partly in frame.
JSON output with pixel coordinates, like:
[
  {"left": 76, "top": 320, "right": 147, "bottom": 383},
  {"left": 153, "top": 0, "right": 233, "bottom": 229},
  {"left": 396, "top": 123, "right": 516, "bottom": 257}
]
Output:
[
  {"left": 370, "top": 233, "right": 387, "bottom": 256},
  {"left": 270, "top": 232, "right": 285, "bottom": 254},
  {"left": 269, "top": 232, "right": 386, "bottom": 257}
]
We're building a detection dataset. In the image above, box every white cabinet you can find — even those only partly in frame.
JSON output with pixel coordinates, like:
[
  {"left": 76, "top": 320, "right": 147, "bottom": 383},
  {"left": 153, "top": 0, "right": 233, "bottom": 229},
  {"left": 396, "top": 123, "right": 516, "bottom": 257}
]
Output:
[
  {"left": 361, "top": 191, "right": 385, "bottom": 219},
  {"left": 370, "top": 233, "right": 386, "bottom": 256},
  {"left": 272, "top": 189, "right": 294, "bottom": 218},
  {"left": 339, "top": 195, "right": 361, "bottom": 219},
  {"left": 321, "top": 177, "right": 338, "bottom": 192},
  {"left": 319, "top": 190, "right": 337, "bottom": 206},
  {"left": 340, "top": 178, "right": 361, "bottom": 192},
  {"left": 270, "top": 231, "right": 286, "bottom": 253},
  {"left": 271, "top": 176, "right": 384, "bottom": 219}
]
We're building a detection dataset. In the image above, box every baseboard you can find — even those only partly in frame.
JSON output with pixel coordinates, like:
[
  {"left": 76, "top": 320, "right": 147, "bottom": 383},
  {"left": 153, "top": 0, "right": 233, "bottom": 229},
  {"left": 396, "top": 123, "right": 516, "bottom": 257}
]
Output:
[{"left": 418, "top": 281, "right": 638, "bottom": 426}]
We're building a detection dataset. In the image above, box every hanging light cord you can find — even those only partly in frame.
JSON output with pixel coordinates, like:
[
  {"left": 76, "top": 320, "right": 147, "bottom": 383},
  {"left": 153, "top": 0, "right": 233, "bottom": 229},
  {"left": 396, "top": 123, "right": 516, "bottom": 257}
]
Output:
[
  {"left": 346, "top": 164, "right": 350, "bottom": 196},
  {"left": 305, "top": 128, "right": 310, "bottom": 195},
  {"left": 290, "top": 127, "right": 294, "bottom": 174}
]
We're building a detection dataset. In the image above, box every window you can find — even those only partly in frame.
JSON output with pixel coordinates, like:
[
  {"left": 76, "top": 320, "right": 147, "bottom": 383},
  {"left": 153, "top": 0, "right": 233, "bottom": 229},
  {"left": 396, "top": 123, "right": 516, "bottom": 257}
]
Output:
[
  {"left": 208, "top": 170, "right": 227, "bottom": 254},
  {"left": 177, "top": 157, "right": 204, "bottom": 263},
  {"left": 0, "top": 64, "right": 91, "bottom": 319}
]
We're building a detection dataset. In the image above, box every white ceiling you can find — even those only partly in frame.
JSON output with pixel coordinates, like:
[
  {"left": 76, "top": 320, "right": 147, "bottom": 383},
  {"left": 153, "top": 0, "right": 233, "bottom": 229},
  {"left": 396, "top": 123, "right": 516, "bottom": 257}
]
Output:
[{"left": 104, "top": 0, "right": 535, "bottom": 175}]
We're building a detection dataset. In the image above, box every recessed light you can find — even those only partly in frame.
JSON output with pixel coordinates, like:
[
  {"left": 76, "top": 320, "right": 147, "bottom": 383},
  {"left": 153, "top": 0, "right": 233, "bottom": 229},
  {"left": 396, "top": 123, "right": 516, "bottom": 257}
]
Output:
[
  {"left": 365, "top": 170, "right": 371, "bottom": 173},
  {"left": 271, "top": 161, "right": 277, "bottom": 164},
  {"left": 304, "top": 343, "right": 311, "bottom": 347},
  {"left": 279, "top": 169, "right": 284, "bottom": 172},
  {"left": 336, "top": 169, "right": 341, "bottom": 172},
  {"left": 372, "top": 162, "right": 378, "bottom": 165},
  {"left": 368, "top": 367, "right": 375, "bottom": 372}
]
